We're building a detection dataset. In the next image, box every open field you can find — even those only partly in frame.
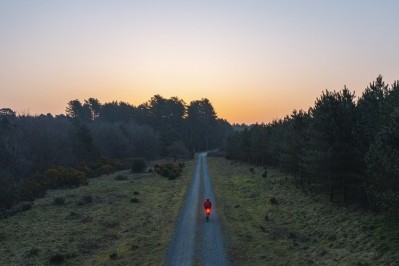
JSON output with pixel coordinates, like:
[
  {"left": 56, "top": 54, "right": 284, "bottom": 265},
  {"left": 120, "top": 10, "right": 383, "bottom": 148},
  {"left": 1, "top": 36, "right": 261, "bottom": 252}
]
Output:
[
  {"left": 2, "top": 155, "right": 398, "bottom": 265},
  {"left": 207, "top": 157, "right": 399, "bottom": 265},
  {"left": 0, "top": 160, "right": 195, "bottom": 266}
]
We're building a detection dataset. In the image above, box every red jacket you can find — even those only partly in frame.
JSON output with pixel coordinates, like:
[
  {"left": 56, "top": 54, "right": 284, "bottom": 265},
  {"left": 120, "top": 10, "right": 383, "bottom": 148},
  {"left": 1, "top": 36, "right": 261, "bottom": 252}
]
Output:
[{"left": 204, "top": 200, "right": 212, "bottom": 209}]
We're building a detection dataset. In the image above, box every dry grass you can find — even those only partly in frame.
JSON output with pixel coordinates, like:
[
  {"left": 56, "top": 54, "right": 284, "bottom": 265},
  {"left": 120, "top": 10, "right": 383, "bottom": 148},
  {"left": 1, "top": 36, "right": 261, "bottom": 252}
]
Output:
[
  {"left": 207, "top": 157, "right": 399, "bottom": 266},
  {"left": 0, "top": 160, "right": 195, "bottom": 266}
]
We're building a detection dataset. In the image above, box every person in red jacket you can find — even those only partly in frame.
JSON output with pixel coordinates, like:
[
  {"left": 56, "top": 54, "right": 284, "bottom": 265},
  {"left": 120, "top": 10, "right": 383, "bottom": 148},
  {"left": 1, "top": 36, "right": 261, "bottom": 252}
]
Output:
[{"left": 204, "top": 198, "right": 212, "bottom": 221}]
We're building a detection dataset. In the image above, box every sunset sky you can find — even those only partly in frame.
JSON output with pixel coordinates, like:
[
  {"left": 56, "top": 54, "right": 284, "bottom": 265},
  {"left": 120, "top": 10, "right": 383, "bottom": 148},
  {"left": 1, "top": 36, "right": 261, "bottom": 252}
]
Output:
[{"left": 1, "top": 0, "right": 398, "bottom": 124}]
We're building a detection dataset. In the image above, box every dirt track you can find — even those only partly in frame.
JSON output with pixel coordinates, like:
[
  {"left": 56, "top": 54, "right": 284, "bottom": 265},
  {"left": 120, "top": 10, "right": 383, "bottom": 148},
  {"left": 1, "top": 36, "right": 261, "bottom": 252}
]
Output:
[{"left": 166, "top": 153, "right": 229, "bottom": 266}]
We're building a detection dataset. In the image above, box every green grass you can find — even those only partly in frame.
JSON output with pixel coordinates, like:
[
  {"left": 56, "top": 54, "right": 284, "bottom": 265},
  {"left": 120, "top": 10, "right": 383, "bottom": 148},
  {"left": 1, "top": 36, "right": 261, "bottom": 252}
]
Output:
[
  {"left": 3, "top": 157, "right": 398, "bottom": 265},
  {"left": 0, "top": 160, "right": 195, "bottom": 266},
  {"left": 207, "top": 157, "right": 399, "bottom": 266}
]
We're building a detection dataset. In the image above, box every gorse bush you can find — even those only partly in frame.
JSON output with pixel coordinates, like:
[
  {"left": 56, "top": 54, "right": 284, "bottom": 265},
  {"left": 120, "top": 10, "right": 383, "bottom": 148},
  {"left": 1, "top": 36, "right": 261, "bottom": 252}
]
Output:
[
  {"left": 154, "top": 162, "right": 185, "bottom": 179},
  {"left": 131, "top": 158, "right": 146, "bottom": 173},
  {"left": 0, "top": 178, "right": 23, "bottom": 211},
  {"left": 23, "top": 174, "right": 48, "bottom": 199},
  {"left": 44, "top": 166, "right": 87, "bottom": 189},
  {"left": 1, "top": 157, "right": 126, "bottom": 213},
  {"left": 89, "top": 157, "right": 127, "bottom": 176},
  {"left": 98, "top": 164, "right": 113, "bottom": 175}
]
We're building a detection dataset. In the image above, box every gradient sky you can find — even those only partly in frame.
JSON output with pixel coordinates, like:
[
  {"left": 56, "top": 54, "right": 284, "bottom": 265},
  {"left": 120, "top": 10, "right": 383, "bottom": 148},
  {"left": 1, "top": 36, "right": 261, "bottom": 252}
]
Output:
[{"left": 1, "top": 0, "right": 398, "bottom": 124}]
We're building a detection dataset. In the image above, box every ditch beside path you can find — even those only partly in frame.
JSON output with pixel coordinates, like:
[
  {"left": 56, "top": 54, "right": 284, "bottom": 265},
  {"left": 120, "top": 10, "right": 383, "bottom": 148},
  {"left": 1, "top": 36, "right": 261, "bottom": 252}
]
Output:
[{"left": 165, "top": 153, "right": 229, "bottom": 266}]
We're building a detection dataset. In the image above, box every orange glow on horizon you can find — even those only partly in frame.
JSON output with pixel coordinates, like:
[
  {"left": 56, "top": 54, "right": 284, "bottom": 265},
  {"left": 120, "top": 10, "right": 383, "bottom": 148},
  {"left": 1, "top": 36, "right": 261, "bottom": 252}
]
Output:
[{"left": 1, "top": 1, "right": 398, "bottom": 125}]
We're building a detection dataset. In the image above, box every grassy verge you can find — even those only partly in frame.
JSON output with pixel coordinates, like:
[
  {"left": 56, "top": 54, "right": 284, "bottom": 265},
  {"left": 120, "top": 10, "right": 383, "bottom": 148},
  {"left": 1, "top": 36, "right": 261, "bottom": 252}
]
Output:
[
  {"left": 207, "top": 157, "right": 399, "bottom": 265},
  {"left": 0, "top": 160, "right": 195, "bottom": 265}
]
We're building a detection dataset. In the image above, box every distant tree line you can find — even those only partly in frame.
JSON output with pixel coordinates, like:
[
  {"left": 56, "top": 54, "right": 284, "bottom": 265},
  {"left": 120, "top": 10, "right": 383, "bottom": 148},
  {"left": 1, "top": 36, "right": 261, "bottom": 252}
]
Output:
[
  {"left": 0, "top": 95, "right": 232, "bottom": 211},
  {"left": 225, "top": 75, "right": 399, "bottom": 214}
]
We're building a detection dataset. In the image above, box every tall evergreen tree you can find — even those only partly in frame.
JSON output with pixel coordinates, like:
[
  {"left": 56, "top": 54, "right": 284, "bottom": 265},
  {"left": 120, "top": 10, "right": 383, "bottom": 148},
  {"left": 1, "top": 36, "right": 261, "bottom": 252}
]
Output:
[
  {"left": 66, "top": 99, "right": 91, "bottom": 122},
  {"left": 280, "top": 109, "right": 310, "bottom": 187},
  {"left": 306, "top": 88, "right": 358, "bottom": 202},
  {"left": 186, "top": 98, "right": 218, "bottom": 151},
  {"left": 355, "top": 75, "right": 389, "bottom": 159}
]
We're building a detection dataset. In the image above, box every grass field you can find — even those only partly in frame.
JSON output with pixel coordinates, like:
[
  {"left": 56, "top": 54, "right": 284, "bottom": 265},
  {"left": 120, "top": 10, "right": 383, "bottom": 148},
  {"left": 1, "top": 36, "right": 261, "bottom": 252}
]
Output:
[
  {"left": 207, "top": 157, "right": 399, "bottom": 266},
  {"left": 0, "top": 159, "right": 195, "bottom": 266},
  {"left": 2, "top": 156, "right": 398, "bottom": 265}
]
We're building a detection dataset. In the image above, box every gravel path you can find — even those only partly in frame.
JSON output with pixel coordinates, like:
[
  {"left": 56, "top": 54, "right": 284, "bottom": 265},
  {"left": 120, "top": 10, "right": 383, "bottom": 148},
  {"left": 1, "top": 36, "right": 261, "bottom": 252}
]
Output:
[{"left": 166, "top": 153, "right": 229, "bottom": 266}]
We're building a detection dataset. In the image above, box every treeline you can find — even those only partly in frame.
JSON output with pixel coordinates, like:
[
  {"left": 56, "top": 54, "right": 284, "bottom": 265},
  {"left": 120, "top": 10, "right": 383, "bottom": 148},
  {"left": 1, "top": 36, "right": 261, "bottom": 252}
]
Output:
[
  {"left": 0, "top": 95, "right": 233, "bottom": 210},
  {"left": 226, "top": 76, "right": 399, "bottom": 214}
]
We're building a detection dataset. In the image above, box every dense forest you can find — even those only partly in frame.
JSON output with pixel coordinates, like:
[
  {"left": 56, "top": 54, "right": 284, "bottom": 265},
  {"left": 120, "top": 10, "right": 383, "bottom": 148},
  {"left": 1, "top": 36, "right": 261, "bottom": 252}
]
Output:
[
  {"left": 0, "top": 95, "right": 232, "bottom": 211},
  {"left": 1, "top": 76, "right": 398, "bottom": 217},
  {"left": 225, "top": 75, "right": 399, "bottom": 215}
]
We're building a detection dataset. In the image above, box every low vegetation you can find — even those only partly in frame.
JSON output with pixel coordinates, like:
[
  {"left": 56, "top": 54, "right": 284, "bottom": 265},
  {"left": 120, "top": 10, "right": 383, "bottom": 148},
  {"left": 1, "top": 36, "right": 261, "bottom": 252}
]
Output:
[
  {"left": 154, "top": 162, "right": 185, "bottom": 180},
  {"left": 208, "top": 157, "right": 399, "bottom": 265},
  {"left": 130, "top": 158, "right": 147, "bottom": 173},
  {"left": 2, "top": 153, "right": 397, "bottom": 265},
  {"left": 0, "top": 159, "right": 194, "bottom": 265},
  {"left": 0, "top": 158, "right": 129, "bottom": 213}
]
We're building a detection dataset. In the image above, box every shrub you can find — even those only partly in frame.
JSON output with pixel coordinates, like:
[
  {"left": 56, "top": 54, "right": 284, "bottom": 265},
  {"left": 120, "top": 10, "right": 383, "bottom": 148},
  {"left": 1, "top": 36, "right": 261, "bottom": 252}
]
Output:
[
  {"left": 88, "top": 157, "right": 127, "bottom": 177},
  {"left": 49, "top": 253, "right": 65, "bottom": 264},
  {"left": 270, "top": 197, "right": 278, "bottom": 205},
  {"left": 98, "top": 164, "right": 114, "bottom": 175},
  {"left": 24, "top": 174, "right": 48, "bottom": 199},
  {"left": 0, "top": 178, "right": 24, "bottom": 211},
  {"left": 28, "top": 248, "right": 40, "bottom": 256},
  {"left": 18, "top": 201, "right": 33, "bottom": 211},
  {"left": 1, "top": 201, "right": 34, "bottom": 219},
  {"left": 131, "top": 158, "right": 146, "bottom": 173},
  {"left": 130, "top": 198, "right": 139, "bottom": 203},
  {"left": 77, "top": 162, "right": 92, "bottom": 177},
  {"left": 161, "top": 168, "right": 171, "bottom": 178},
  {"left": 77, "top": 195, "right": 92, "bottom": 205},
  {"left": 155, "top": 162, "right": 185, "bottom": 179},
  {"left": 53, "top": 196, "right": 65, "bottom": 206},
  {"left": 82, "top": 195, "right": 92, "bottom": 203},
  {"left": 44, "top": 166, "right": 87, "bottom": 188},
  {"left": 114, "top": 175, "right": 128, "bottom": 181}
]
